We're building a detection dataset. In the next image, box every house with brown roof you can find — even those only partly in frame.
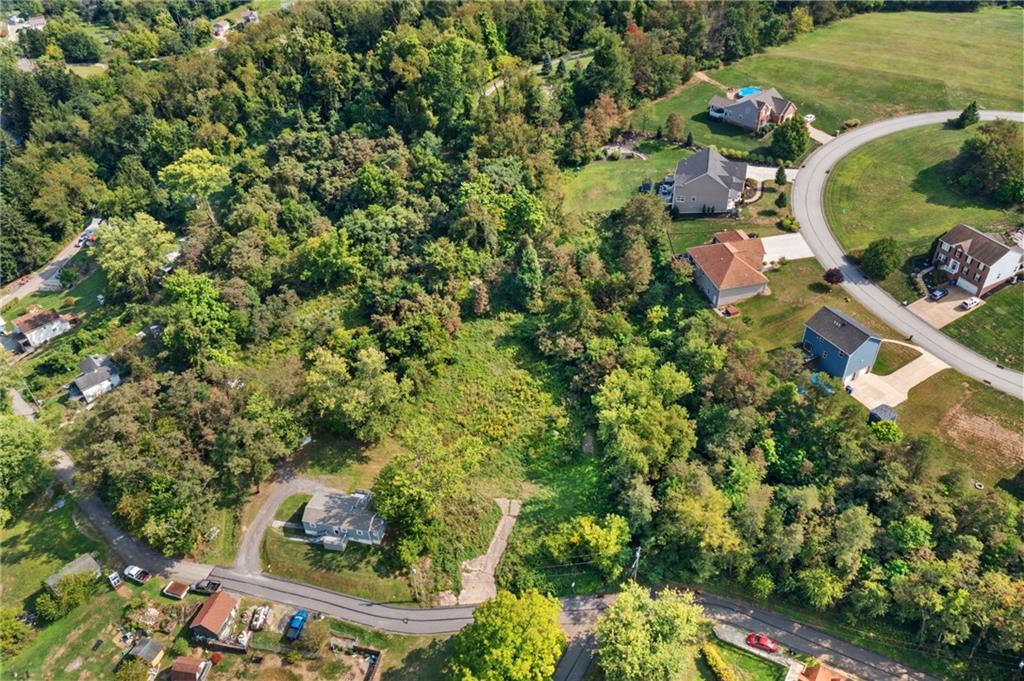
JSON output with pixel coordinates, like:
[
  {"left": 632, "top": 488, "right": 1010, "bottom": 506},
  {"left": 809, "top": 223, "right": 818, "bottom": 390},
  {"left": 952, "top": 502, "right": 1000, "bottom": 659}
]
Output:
[
  {"left": 932, "top": 223, "right": 1022, "bottom": 296},
  {"left": 708, "top": 87, "right": 797, "bottom": 132},
  {"left": 671, "top": 148, "right": 748, "bottom": 214},
  {"left": 189, "top": 591, "right": 238, "bottom": 641},
  {"left": 686, "top": 230, "right": 768, "bottom": 307},
  {"left": 170, "top": 656, "right": 212, "bottom": 681},
  {"left": 800, "top": 663, "right": 850, "bottom": 681},
  {"left": 11, "top": 305, "right": 74, "bottom": 349}
]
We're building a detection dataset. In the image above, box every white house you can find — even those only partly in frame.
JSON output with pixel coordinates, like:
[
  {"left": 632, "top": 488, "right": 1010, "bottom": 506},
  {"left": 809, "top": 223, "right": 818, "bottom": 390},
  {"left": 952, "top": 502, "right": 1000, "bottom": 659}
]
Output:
[
  {"left": 12, "top": 306, "right": 73, "bottom": 349},
  {"left": 73, "top": 355, "right": 121, "bottom": 403},
  {"left": 302, "top": 489, "right": 387, "bottom": 551},
  {"left": 932, "top": 224, "right": 1022, "bottom": 296}
]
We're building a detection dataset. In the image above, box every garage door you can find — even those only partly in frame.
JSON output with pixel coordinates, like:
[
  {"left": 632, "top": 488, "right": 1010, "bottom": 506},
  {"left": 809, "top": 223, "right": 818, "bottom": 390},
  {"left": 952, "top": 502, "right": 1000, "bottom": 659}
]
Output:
[{"left": 954, "top": 278, "right": 978, "bottom": 295}]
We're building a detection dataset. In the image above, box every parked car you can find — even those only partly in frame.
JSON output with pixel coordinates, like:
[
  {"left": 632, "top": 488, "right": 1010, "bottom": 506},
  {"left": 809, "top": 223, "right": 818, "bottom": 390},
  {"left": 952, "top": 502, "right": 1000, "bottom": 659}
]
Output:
[
  {"left": 284, "top": 610, "right": 308, "bottom": 641},
  {"left": 123, "top": 565, "right": 151, "bottom": 584},
  {"left": 929, "top": 288, "right": 948, "bottom": 300},
  {"left": 962, "top": 296, "right": 982, "bottom": 310},
  {"left": 746, "top": 633, "right": 779, "bottom": 653},
  {"left": 250, "top": 605, "right": 270, "bottom": 631},
  {"left": 191, "top": 579, "right": 222, "bottom": 594}
]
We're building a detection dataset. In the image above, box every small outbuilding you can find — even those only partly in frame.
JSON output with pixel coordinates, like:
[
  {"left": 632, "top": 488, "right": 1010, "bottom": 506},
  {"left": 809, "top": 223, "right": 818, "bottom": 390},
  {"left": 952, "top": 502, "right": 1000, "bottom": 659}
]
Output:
[
  {"left": 45, "top": 554, "right": 102, "bottom": 594},
  {"left": 128, "top": 637, "right": 164, "bottom": 669},
  {"left": 162, "top": 580, "right": 190, "bottom": 600},
  {"left": 170, "top": 656, "right": 212, "bottom": 681},
  {"left": 869, "top": 404, "right": 898, "bottom": 423}
]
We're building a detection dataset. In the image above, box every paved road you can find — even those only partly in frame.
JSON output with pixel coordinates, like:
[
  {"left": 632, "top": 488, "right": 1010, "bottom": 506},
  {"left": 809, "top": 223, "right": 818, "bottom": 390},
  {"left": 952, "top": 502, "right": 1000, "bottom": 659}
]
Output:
[
  {"left": 235, "top": 472, "right": 328, "bottom": 574},
  {"left": 0, "top": 229, "right": 87, "bottom": 309},
  {"left": 792, "top": 110, "right": 1024, "bottom": 400}
]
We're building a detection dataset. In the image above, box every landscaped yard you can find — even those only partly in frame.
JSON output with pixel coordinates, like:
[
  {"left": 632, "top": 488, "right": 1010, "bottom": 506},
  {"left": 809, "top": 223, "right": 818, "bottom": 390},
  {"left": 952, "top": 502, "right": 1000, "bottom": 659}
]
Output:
[
  {"left": 562, "top": 140, "right": 690, "bottom": 215},
  {"left": 667, "top": 183, "right": 789, "bottom": 254},
  {"left": 714, "top": 9, "right": 1024, "bottom": 134},
  {"left": 736, "top": 260, "right": 900, "bottom": 353},
  {"left": 712, "top": 642, "right": 788, "bottom": 681},
  {"left": 943, "top": 284, "right": 1024, "bottom": 371},
  {"left": 823, "top": 123, "right": 1020, "bottom": 301},
  {"left": 872, "top": 342, "right": 921, "bottom": 376}
]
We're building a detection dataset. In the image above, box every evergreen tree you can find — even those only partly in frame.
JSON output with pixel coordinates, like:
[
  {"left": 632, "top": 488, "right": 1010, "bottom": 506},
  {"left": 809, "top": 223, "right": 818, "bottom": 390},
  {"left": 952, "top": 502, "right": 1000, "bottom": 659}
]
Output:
[
  {"left": 515, "top": 235, "right": 543, "bottom": 309},
  {"left": 953, "top": 101, "right": 979, "bottom": 129},
  {"left": 685, "top": 131, "right": 694, "bottom": 147},
  {"left": 555, "top": 59, "right": 567, "bottom": 77},
  {"left": 541, "top": 51, "right": 552, "bottom": 75},
  {"left": 775, "top": 165, "right": 788, "bottom": 185},
  {"left": 775, "top": 191, "right": 788, "bottom": 209}
]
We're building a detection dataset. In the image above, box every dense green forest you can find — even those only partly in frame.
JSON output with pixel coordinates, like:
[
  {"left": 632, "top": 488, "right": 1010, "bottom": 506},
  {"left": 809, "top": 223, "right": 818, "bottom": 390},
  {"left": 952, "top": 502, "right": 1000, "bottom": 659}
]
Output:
[{"left": 2, "top": 0, "right": 1021, "bottom": 674}]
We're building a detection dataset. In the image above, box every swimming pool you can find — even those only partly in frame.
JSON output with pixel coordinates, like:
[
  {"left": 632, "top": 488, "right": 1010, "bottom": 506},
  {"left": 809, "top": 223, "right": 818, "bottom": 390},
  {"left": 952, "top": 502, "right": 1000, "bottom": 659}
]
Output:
[{"left": 737, "top": 86, "right": 762, "bottom": 97}]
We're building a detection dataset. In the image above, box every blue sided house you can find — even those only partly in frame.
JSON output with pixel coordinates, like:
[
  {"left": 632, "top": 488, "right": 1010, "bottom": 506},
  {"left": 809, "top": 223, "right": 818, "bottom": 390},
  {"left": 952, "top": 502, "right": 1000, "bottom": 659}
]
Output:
[{"left": 802, "top": 307, "right": 881, "bottom": 386}]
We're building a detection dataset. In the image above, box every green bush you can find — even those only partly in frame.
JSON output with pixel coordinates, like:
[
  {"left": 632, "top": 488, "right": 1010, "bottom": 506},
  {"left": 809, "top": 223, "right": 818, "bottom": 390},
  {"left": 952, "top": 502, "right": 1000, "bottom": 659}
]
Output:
[
  {"left": 777, "top": 216, "right": 800, "bottom": 233},
  {"left": 701, "top": 644, "right": 738, "bottom": 681},
  {"left": 860, "top": 238, "right": 903, "bottom": 280},
  {"left": 35, "top": 572, "right": 96, "bottom": 622},
  {"left": 842, "top": 118, "right": 861, "bottom": 130}
]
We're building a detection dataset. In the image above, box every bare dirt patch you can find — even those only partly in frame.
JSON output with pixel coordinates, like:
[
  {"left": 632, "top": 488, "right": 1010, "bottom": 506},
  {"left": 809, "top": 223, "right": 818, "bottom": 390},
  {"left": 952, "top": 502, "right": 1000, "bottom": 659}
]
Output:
[{"left": 947, "top": 409, "right": 1024, "bottom": 467}]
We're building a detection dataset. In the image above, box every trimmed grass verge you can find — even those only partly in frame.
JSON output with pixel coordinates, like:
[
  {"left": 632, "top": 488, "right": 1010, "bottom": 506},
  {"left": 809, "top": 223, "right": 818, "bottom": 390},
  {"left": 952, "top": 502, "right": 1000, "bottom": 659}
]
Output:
[{"left": 943, "top": 285, "right": 1024, "bottom": 371}]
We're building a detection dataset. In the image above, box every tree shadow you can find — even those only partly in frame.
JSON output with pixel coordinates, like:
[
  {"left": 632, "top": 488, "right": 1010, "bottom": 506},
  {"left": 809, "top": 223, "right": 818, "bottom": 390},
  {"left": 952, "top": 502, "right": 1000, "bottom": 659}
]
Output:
[
  {"left": 909, "top": 158, "right": 993, "bottom": 210},
  {"left": 997, "top": 468, "right": 1024, "bottom": 501},
  {"left": 379, "top": 637, "right": 458, "bottom": 681},
  {"left": 807, "top": 282, "right": 830, "bottom": 295}
]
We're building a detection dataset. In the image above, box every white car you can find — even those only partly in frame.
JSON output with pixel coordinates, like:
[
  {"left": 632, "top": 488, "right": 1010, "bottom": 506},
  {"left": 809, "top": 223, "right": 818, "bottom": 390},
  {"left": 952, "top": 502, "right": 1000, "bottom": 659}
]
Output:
[
  {"left": 803, "top": 114, "right": 816, "bottom": 123},
  {"left": 961, "top": 296, "right": 982, "bottom": 310}
]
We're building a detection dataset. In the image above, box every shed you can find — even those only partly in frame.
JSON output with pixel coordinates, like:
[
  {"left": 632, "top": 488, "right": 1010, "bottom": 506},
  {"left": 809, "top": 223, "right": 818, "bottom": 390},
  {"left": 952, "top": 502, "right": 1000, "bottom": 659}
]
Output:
[
  {"left": 170, "top": 656, "right": 212, "bottom": 681},
  {"left": 45, "top": 554, "right": 102, "bottom": 594},
  {"left": 162, "top": 580, "right": 190, "bottom": 600},
  {"left": 869, "top": 405, "right": 898, "bottom": 423},
  {"left": 129, "top": 637, "right": 164, "bottom": 668}
]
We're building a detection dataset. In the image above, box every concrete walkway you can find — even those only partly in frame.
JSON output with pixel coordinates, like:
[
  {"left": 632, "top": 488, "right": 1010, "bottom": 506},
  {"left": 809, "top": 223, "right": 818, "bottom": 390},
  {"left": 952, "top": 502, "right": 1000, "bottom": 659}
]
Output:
[
  {"left": 747, "top": 165, "right": 799, "bottom": 183},
  {"left": 713, "top": 623, "right": 805, "bottom": 681},
  {"left": 792, "top": 110, "right": 1024, "bottom": 400},
  {"left": 439, "top": 498, "right": 522, "bottom": 605},
  {"left": 808, "top": 124, "right": 835, "bottom": 144}
]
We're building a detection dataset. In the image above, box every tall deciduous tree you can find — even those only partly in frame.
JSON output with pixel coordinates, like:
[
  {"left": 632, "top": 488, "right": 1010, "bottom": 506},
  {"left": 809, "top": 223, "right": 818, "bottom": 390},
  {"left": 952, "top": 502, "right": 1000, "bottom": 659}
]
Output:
[
  {"left": 162, "top": 270, "right": 236, "bottom": 368},
  {"left": 158, "top": 148, "right": 230, "bottom": 220},
  {"left": 771, "top": 117, "right": 810, "bottom": 160},
  {"left": 860, "top": 237, "right": 903, "bottom": 280},
  {"left": 95, "top": 213, "right": 176, "bottom": 299},
  {"left": 665, "top": 112, "right": 685, "bottom": 142},
  {"left": 0, "top": 415, "right": 46, "bottom": 526},
  {"left": 448, "top": 590, "right": 565, "bottom": 681},
  {"left": 596, "top": 582, "right": 704, "bottom": 681}
]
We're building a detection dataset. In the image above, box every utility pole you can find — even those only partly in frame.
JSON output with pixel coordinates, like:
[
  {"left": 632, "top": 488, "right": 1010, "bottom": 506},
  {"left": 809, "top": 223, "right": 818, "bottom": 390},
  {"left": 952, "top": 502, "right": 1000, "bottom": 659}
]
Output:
[{"left": 630, "top": 546, "right": 641, "bottom": 580}]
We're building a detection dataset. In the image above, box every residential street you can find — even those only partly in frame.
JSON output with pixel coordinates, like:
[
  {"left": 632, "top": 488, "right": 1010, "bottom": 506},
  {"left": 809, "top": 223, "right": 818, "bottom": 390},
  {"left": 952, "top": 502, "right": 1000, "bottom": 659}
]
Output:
[
  {"left": 792, "top": 110, "right": 1024, "bottom": 400},
  {"left": 0, "top": 231, "right": 86, "bottom": 309}
]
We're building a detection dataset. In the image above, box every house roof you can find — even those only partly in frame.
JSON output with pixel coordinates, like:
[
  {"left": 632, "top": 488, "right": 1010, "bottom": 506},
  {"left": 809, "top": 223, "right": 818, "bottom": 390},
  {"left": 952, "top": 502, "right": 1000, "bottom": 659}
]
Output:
[
  {"left": 939, "top": 223, "right": 1015, "bottom": 266},
  {"left": 163, "top": 581, "right": 190, "bottom": 598},
  {"left": 171, "top": 656, "right": 206, "bottom": 680},
  {"left": 805, "top": 307, "right": 879, "bottom": 354},
  {"left": 190, "top": 591, "right": 237, "bottom": 635},
  {"left": 74, "top": 355, "right": 118, "bottom": 393},
  {"left": 801, "top": 664, "right": 849, "bottom": 681},
  {"left": 302, "top": 490, "right": 386, "bottom": 534},
  {"left": 129, "top": 637, "right": 163, "bottom": 663},
  {"left": 688, "top": 240, "right": 768, "bottom": 291},
  {"left": 713, "top": 230, "right": 750, "bottom": 244},
  {"left": 45, "top": 554, "right": 101, "bottom": 591},
  {"left": 674, "top": 148, "right": 747, "bottom": 199},
  {"left": 13, "top": 306, "right": 61, "bottom": 333}
]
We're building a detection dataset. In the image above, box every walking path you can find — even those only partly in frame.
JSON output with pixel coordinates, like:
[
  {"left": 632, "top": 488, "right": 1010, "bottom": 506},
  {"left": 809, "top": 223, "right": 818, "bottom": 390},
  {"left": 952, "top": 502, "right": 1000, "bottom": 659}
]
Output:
[
  {"left": 792, "top": 110, "right": 1024, "bottom": 400},
  {"left": 438, "top": 498, "right": 522, "bottom": 605}
]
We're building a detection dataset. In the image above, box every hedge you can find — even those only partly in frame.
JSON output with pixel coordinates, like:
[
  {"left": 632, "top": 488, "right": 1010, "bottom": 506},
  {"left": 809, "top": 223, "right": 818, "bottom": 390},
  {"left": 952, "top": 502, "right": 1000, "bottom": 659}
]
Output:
[{"left": 702, "top": 643, "right": 739, "bottom": 681}]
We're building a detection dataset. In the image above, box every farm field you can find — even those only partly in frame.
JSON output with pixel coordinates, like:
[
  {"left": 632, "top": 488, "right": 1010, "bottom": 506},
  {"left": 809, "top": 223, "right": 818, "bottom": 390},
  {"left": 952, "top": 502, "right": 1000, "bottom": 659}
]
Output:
[{"left": 942, "top": 284, "right": 1024, "bottom": 372}]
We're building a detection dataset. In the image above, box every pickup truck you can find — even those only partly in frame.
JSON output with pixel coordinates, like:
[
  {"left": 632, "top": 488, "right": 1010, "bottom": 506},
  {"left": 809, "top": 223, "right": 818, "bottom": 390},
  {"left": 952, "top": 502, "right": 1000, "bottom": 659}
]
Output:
[
  {"left": 284, "top": 610, "right": 308, "bottom": 641},
  {"left": 191, "top": 579, "right": 222, "bottom": 594},
  {"left": 123, "top": 565, "right": 151, "bottom": 584}
]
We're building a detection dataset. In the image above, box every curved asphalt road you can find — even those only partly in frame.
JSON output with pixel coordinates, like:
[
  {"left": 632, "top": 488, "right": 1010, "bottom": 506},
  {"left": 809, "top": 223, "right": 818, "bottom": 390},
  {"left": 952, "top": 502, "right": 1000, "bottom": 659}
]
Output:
[{"left": 792, "top": 110, "right": 1024, "bottom": 400}]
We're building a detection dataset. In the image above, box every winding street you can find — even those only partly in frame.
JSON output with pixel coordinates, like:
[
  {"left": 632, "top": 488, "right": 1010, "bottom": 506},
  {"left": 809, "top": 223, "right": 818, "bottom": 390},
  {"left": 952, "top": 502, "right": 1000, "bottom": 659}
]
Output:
[{"left": 792, "top": 110, "right": 1024, "bottom": 399}]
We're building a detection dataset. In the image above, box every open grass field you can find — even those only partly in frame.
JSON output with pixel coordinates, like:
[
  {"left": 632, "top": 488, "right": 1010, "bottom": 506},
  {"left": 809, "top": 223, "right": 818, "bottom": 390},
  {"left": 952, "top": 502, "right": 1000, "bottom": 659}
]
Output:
[
  {"left": 715, "top": 9, "right": 1024, "bottom": 134},
  {"left": 647, "top": 80, "right": 777, "bottom": 154},
  {"left": 713, "top": 642, "right": 788, "bottom": 681},
  {"left": 872, "top": 342, "right": 921, "bottom": 376},
  {"left": 943, "top": 284, "right": 1024, "bottom": 371},
  {"left": 736, "top": 260, "right": 900, "bottom": 352},
  {"left": 262, "top": 527, "right": 418, "bottom": 604},
  {"left": 562, "top": 141, "right": 690, "bottom": 214},
  {"left": 1, "top": 492, "right": 106, "bottom": 609},
  {"left": 823, "top": 124, "right": 1020, "bottom": 301},
  {"left": 899, "top": 368, "right": 1024, "bottom": 494}
]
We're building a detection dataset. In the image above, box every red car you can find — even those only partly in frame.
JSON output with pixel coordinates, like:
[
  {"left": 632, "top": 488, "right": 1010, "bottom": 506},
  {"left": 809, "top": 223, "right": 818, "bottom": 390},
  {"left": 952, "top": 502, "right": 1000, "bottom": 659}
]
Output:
[{"left": 746, "top": 633, "right": 779, "bottom": 653}]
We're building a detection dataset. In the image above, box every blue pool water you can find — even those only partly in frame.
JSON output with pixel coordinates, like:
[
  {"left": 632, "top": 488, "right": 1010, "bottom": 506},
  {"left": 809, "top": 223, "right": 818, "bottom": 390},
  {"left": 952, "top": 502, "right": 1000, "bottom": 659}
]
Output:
[{"left": 737, "top": 86, "right": 762, "bottom": 97}]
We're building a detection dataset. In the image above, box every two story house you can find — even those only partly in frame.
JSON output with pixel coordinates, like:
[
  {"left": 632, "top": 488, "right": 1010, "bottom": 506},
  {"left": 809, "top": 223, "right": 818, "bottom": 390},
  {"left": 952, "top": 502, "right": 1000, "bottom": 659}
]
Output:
[
  {"left": 672, "top": 148, "right": 747, "bottom": 215},
  {"left": 12, "top": 306, "right": 74, "bottom": 350},
  {"left": 802, "top": 307, "right": 881, "bottom": 385},
  {"left": 708, "top": 87, "right": 797, "bottom": 133},
  {"left": 932, "top": 223, "right": 1022, "bottom": 296}
]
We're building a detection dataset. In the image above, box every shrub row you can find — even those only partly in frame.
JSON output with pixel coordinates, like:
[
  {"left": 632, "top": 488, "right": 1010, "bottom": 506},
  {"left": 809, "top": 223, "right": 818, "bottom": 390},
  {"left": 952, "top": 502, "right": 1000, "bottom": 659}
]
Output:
[
  {"left": 706, "top": 144, "right": 792, "bottom": 168},
  {"left": 701, "top": 643, "right": 739, "bottom": 681}
]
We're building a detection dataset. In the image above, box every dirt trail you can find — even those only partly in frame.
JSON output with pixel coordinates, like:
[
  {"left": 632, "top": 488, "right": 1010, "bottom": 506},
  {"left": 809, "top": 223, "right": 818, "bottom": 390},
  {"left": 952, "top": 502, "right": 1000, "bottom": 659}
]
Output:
[{"left": 437, "top": 498, "right": 521, "bottom": 605}]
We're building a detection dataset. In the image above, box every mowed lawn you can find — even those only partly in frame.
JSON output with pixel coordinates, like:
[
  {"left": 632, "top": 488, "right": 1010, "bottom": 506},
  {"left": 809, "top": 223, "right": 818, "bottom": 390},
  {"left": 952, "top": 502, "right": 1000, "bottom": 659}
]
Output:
[
  {"left": 737, "top": 260, "right": 900, "bottom": 352},
  {"left": 562, "top": 141, "right": 690, "bottom": 214},
  {"left": 647, "top": 80, "right": 777, "bottom": 154},
  {"left": 824, "top": 123, "right": 1021, "bottom": 301},
  {"left": 716, "top": 9, "right": 1023, "bottom": 134},
  {"left": 943, "top": 284, "right": 1024, "bottom": 371}
]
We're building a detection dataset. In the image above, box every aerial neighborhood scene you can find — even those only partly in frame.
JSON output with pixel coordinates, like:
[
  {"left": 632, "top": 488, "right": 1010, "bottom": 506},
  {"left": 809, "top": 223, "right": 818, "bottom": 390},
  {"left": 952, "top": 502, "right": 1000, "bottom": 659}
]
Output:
[{"left": 2, "top": 1, "right": 1023, "bottom": 680}]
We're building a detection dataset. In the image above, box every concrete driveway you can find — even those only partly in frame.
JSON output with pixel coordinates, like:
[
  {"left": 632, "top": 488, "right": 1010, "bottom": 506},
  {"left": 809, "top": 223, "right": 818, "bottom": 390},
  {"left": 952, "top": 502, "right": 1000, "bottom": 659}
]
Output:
[
  {"left": 762, "top": 233, "right": 815, "bottom": 264},
  {"left": 849, "top": 342, "right": 948, "bottom": 409},
  {"left": 747, "top": 165, "right": 799, "bottom": 183},
  {"left": 907, "top": 287, "right": 979, "bottom": 329}
]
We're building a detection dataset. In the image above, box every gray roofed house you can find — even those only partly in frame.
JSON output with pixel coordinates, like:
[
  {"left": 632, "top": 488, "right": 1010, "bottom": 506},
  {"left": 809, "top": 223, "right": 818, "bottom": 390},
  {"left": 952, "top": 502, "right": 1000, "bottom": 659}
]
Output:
[
  {"left": 45, "top": 554, "right": 102, "bottom": 594},
  {"left": 129, "top": 637, "right": 164, "bottom": 668},
  {"left": 73, "top": 355, "right": 121, "bottom": 403},
  {"left": 708, "top": 87, "right": 797, "bottom": 132},
  {"left": 302, "top": 490, "right": 387, "bottom": 551},
  {"left": 802, "top": 307, "right": 882, "bottom": 385},
  {"left": 672, "top": 148, "right": 747, "bottom": 215}
]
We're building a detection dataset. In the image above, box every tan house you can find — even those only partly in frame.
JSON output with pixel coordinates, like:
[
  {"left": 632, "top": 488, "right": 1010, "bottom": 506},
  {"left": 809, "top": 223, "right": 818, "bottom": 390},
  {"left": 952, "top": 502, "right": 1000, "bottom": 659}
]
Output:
[
  {"left": 709, "top": 87, "right": 797, "bottom": 132},
  {"left": 686, "top": 230, "right": 768, "bottom": 307},
  {"left": 932, "top": 223, "right": 1022, "bottom": 296}
]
